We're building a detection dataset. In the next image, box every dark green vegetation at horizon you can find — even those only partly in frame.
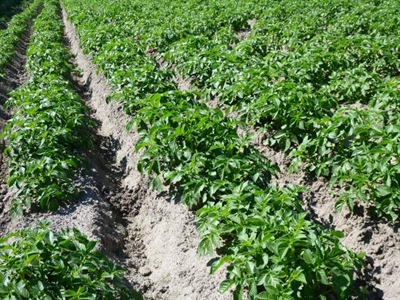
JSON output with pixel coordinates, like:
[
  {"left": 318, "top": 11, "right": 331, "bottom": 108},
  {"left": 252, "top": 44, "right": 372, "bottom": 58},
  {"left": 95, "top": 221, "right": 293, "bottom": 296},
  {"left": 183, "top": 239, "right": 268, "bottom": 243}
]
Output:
[
  {"left": 0, "top": 0, "right": 42, "bottom": 77},
  {"left": 0, "top": 0, "right": 29, "bottom": 28}
]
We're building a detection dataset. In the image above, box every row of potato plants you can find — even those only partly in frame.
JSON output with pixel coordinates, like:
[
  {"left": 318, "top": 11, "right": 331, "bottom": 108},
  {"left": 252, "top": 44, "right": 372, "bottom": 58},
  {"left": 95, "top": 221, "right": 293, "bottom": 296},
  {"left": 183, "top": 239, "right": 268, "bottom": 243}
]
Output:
[
  {"left": 71, "top": 0, "right": 400, "bottom": 220},
  {"left": 0, "top": 0, "right": 42, "bottom": 78},
  {"left": 0, "top": 1, "right": 140, "bottom": 299},
  {"left": 188, "top": 0, "right": 400, "bottom": 220},
  {"left": 62, "top": 0, "right": 366, "bottom": 299},
  {"left": 113, "top": 0, "right": 400, "bottom": 220},
  {"left": 0, "top": 221, "right": 140, "bottom": 299},
  {"left": 183, "top": 0, "right": 400, "bottom": 220},
  {"left": 3, "top": 0, "right": 93, "bottom": 216}
]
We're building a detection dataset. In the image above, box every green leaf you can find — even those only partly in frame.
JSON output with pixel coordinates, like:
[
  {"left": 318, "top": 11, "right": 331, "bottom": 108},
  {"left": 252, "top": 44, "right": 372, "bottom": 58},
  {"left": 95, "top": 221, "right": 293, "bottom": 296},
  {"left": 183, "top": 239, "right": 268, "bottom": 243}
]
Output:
[
  {"left": 302, "top": 249, "right": 315, "bottom": 265},
  {"left": 198, "top": 238, "right": 213, "bottom": 256},
  {"left": 256, "top": 286, "right": 278, "bottom": 299},
  {"left": 233, "top": 284, "right": 243, "bottom": 300},
  {"left": 16, "top": 281, "right": 29, "bottom": 297},
  {"left": 291, "top": 269, "right": 307, "bottom": 284},
  {"left": 317, "top": 269, "right": 329, "bottom": 285},
  {"left": 376, "top": 185, "right": 391, "bottom": 197},
  {"left": 210, "top": 256, "right": 231, "bottom": 274},
  {"left": 330, "top": 231, "right": 345, "bottom": 238},
  {"left": 150, "top": 176, "right": 162, "bottom": 192},
  {"left": 47, "top": 231, "right": 56, "bottom": 246},
  {"left": 246, "top": 261, "right": 255, "bottom": 274},
  {"left": 218, "top": 279, "right": 234, "bottom": 293},
  {"left": 7, "top": 175, "right": 19, "bottom": 187},
  {"left": 246, "top": 217, "right": 265, "bottom": 226}
]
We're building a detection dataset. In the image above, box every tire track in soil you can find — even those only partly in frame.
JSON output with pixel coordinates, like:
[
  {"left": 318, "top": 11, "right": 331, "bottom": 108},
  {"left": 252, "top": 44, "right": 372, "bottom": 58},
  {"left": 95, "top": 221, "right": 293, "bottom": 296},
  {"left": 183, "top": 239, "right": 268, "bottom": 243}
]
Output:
[{"left": 62, "top": 8, "right": 230, "bottom": 300}]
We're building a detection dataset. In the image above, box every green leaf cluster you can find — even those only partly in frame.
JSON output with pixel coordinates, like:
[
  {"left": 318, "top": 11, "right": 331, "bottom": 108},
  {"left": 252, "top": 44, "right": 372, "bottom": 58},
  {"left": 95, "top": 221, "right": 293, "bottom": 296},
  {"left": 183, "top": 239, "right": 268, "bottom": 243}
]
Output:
[
  {"left": 130, "top": 91, "right": 277, "bottom": 208},
  {"left": 199, "top": 184, "right": 364, "bottom": 300},
  {"left": 0, "top": 0, "right": 43, "bottom": 77},
  {"left": 61, "top": 0, "right": 373, "bottom": 298},
  {"left": 62, "top": 0, "right": 400, "bottom": 218},
  {"left": 3, "top": 0, "right": 93, "bottom": 216},
  {"left": 0, "top": 221, "right": 140, "bottom": 299}
]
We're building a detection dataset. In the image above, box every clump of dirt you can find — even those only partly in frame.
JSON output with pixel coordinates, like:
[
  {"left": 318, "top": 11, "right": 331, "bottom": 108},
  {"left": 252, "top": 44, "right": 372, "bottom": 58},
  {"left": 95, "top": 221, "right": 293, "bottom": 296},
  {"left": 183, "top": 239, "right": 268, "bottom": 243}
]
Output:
[
  {"left": 235, "top": 19, "right": 256, "bottom": 41},
  {"left": 62, "top": 8, "right": 231, "bottom": 300}
]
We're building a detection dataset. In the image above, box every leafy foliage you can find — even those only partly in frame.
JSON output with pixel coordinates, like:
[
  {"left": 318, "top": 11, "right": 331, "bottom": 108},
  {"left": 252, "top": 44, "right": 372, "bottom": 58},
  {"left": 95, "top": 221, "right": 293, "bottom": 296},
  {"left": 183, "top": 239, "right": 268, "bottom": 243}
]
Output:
[
  {"left": 0, "top": 0, "right": 43, "bottom": 77},
  {"left": 61, "top": 0, "right": 400, "bottom": 219},
  {"left": 62, "top": 0, "right": 371, "bottom": 298},
  {"left": 0, "top": 221, "right": 141, "bottom": 300},
  {"left": 3, "top": 0, "right": 93, "bottom": 216},
  {"left": 198, "top": 184, "right": 364, "bottom": 300}
]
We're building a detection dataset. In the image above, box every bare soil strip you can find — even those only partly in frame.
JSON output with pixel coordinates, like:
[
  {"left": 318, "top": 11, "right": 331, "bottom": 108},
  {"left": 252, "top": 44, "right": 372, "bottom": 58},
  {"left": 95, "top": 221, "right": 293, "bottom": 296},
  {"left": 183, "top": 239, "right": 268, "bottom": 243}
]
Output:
[{"left": 62, "top": 8, "right": 230, "bottom": 300}]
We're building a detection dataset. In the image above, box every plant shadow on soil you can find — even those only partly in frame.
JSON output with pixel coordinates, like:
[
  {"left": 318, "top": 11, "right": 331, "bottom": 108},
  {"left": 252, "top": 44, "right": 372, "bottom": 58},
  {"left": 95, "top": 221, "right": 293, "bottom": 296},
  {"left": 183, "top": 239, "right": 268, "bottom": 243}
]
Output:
[{"left": 300, "top": 174, "right": 399, "bottom": 300}]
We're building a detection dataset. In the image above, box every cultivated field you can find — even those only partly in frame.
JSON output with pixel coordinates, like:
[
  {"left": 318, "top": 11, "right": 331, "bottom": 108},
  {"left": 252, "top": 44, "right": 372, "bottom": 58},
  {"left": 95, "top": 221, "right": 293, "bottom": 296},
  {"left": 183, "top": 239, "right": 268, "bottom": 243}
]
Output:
[{"left": 0, "top": 0, "right": 399, "bottom": 299}]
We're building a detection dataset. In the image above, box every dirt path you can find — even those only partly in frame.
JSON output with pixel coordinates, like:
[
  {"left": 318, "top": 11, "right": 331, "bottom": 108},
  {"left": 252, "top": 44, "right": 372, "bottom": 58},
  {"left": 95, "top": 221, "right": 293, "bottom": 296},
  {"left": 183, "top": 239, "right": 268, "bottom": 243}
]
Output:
[{"left": 62, "top": 8, "right": 230, "bottom": 300}]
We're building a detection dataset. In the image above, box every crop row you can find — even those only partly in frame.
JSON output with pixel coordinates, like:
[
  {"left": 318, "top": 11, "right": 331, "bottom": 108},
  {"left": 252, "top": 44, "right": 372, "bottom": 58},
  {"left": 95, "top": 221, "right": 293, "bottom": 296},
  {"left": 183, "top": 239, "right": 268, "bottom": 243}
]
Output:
[
  {"left": 0, "top": 0, "right": 43, "bottom": 78},
  {"left": 0, "top": 220, "right": 139, "bottom": 299},
  {"left": 62, "top": 0, "right": 366, "bottom": 298},
  {"left": 170, "top": 0, "right": 400, "bottom": 220},
  {"left": 3, "top": 0, "right": 92, "bottom": 217},
  {"left": 0, "top": 0, "right": 139, "bottom": 299},
  {"left": 64, "top": 0, "right": 400, "bottom": 220}
]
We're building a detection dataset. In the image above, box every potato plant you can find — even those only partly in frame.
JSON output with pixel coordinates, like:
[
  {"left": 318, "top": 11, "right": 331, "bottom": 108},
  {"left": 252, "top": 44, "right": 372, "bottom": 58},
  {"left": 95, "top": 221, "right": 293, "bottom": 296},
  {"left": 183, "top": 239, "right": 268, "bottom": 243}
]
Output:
[
  {"left": 3, "top": 0, "right": 93, "bottom": 216},
  {"left": 62, "top": 0, "right": 369, "bottom": 298},
  {"left": 0, "top": 0, "right": 43, "bottom": 78},
  {"left": 0, "top": 221, "right": 140, "bottom": 299},
  {"left": 61, "top": 0, "right": 400, "bottom": 220}
]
